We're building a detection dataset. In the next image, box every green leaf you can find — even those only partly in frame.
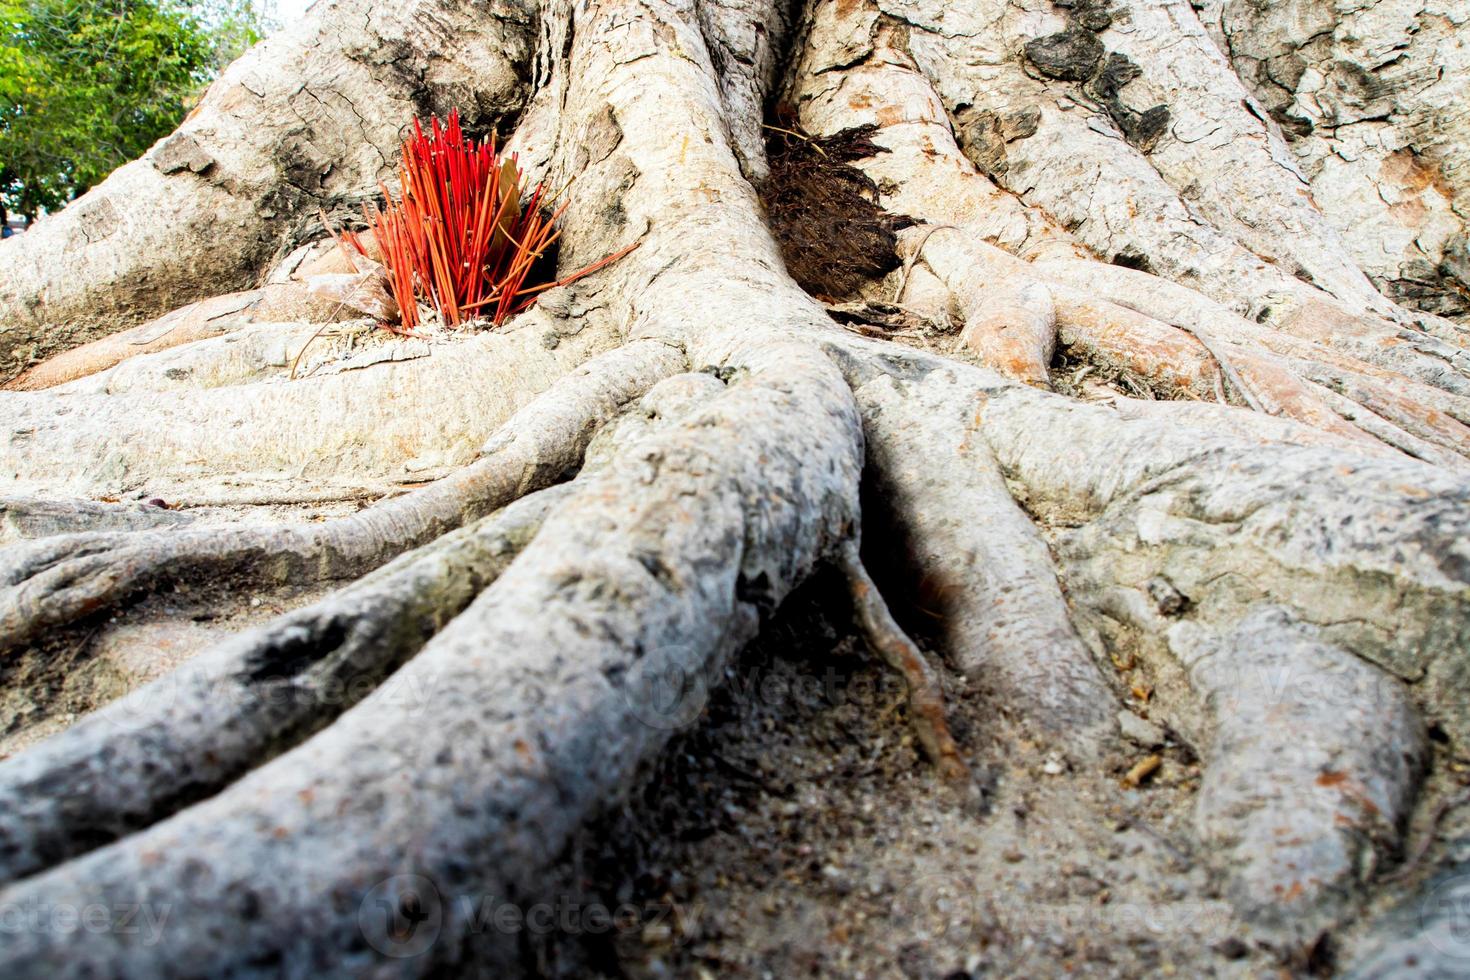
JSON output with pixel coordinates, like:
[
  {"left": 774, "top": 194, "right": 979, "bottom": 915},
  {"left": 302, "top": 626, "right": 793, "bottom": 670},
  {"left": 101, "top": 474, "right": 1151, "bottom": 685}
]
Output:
[{"left": 0, "top": 0, "right": 272, "bottom": 219}]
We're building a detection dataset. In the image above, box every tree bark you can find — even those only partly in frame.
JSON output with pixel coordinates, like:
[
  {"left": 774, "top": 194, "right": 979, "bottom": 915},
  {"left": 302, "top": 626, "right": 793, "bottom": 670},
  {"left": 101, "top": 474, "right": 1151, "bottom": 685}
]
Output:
[
  {"left": 0, "top": 0, "right": 537, "bottom": 384},
  {"left": 1, "top": 0, "right": 1468, "bottom": 973}
]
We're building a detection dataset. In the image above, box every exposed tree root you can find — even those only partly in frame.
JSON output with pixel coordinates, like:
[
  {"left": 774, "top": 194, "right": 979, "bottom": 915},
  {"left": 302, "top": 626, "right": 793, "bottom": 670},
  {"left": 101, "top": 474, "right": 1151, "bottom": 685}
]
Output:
[
  {"left": 845, "top": 360, "right": 1118, "bottom": 755},
  {"left": 0, "top": 370, "right": 740, "bottom": 886},
  {"left": 823, "top": 335, "right": 1466, "bottom": 934},
  {"left": 897, "top": 224, "right": 1470, "bottom": 468},
  {"left": 1043, "top": 259, "right": 1470, "bottom": 401},
  {"left": 0, "top": 483, "right": 567, "bottom": 886},
  {"left": 894, "top": 226, "right": 1059, "bottom": 386},
  {"left": 1184, "top": 607, "right": 1424, "bottom": 935},
  {"left": 46, "top": 320, "right": 357, "bottom": 396},
  {"left": 0, "top": 341, "right": 866, "bottom": 975},
  {"left": 0, "top": 495, "right": 193, "bottom": 546},
  {"left": 977, "top": 376, "right": 1470, "bottom": 721},
  {"left": 979, "top": 374, "right": 1464, "bottom": 925},
  {"left": 3, "top": 282, "right": 352, "bottom": 392},
  {"left": 3, "top": 0, "right": 1470, "bottom": 970},
  {"left": 838, "top": 539, "right": 971, "bottom": 785},
  {"left": 0, "top": 340, "right": 685, "bottom": 655},
  {"left": 0, "top": 311, "right": 619, "bottom": 499},
  {"left": 1039, "top": 257, "right": 1470, "bottom": 432}
]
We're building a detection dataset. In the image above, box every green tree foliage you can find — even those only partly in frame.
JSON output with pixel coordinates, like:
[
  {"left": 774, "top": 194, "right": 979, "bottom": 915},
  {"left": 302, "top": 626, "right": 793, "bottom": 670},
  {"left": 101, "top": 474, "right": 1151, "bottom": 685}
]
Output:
[{"left": 0, "top": 0, "right": 267, "bottom": 222}]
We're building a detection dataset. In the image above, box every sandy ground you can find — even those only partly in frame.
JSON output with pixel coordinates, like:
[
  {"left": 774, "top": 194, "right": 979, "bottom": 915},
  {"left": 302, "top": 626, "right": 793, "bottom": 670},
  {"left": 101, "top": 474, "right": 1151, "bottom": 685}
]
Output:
[{"left": 502, "top": 572, "right": 1312, "bottom": 978}]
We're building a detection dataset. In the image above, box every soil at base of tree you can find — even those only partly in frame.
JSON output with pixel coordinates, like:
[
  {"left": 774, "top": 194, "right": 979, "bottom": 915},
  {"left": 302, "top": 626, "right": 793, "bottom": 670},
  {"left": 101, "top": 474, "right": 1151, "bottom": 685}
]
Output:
[{"left": 512, "top": 572, "right": 1358, "bottom": 978}]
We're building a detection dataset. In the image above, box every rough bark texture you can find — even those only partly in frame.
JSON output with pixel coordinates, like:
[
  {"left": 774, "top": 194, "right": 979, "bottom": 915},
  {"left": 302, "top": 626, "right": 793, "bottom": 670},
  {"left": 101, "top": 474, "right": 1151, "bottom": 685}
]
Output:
[
  {"left": 0, "top": 0, "right": 536, "bottom": 383},
  {"left": 1, "top": 0, "right": 1469, "bottom": 973},
  {"left": 1205, "top": 0, "right": 1470, "bottom": 320}
]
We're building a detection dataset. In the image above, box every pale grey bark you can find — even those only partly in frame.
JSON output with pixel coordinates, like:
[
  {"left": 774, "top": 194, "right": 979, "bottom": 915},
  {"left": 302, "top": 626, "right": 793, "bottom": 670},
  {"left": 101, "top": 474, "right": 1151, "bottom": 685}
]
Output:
[
  {"left": 0, "top": 338, "right": 684, "bottom": 654},
  {"left": 0, "top": 0, "right": 1468, "bottom": 972},
  {"left": 1207, "top": 0, "right": 1470, "bottom": 321},
  {"left": 0, "top": 0, "right": 537, "bottom": 383},
  {"left": 0, "top": 342, "right": 865, "bottom": 977}
]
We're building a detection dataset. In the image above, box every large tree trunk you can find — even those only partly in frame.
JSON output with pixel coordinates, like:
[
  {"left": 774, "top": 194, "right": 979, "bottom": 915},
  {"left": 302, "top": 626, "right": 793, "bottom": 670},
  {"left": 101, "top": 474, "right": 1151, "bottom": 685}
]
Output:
[
  {"left": 0, "top": 0, "right": 536, "bottom": 383},
  {"left": 1, "top": 0, "right": 1468, "bottom": 974}
]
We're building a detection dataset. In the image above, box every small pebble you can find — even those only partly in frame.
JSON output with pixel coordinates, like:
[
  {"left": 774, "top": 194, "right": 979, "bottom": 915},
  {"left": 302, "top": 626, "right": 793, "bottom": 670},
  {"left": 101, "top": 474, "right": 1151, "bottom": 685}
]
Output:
[
  {"left": 1214, "top": 937, "right": 1250, "bottom": 960},
  {"left": 1117, "top": 710, "right": 1165, "bottom": 748}
]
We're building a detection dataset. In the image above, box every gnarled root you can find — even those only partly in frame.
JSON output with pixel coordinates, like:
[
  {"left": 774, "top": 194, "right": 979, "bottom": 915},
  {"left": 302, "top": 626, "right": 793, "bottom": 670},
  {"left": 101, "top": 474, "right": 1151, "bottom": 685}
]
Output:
[
  {"left": 838, "top": 539, "right": 971, "bottom": 785},
  {"left": 1184, "top": 608, "right": 1424, "bottom": 933},
  {"left": 0, "top": 340, "right": 686, "bottom": 656},
  {"left": 896, "top": 225, "right": 1470, "bottom": 468},
  {"left": 975, "top": 371, "right": 1466, "bottom": 931},
  {"left": 0, "top": 483, "right": 566, "bottom": 885},
  {"left": 4, "top": 282, "right": 352, "bottom": 392},
  {"left": 841, "top": 352, "right": 1118, "bottom": 756},
  {"left": 0, "top": 341, "right": 866, "bottom": 975},
  {"left": 0, "top": 368, "right": 747, "bottom": 886},
  {"left": 5, "top": 0, "right": 1470, "bottom": 970},
  {"left": 0, "top": 308, "right": 620, "bottom": 500},
  {"left": 0, "top": 496, "right": 193, "bottom": 546}
]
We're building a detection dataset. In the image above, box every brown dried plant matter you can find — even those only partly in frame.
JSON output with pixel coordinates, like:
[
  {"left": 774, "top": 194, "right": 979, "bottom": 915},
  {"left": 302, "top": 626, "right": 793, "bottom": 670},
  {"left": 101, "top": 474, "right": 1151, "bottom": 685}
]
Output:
[{"left": 761, "top": 119, "right": 912, "bottom": 300}]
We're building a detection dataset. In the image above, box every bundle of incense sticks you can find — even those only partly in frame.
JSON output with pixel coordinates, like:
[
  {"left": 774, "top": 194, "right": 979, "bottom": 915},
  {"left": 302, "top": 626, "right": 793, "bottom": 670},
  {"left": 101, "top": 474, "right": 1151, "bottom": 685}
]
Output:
[{"left": 342, "top": 110, "right": 636, "bottom": 332}]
